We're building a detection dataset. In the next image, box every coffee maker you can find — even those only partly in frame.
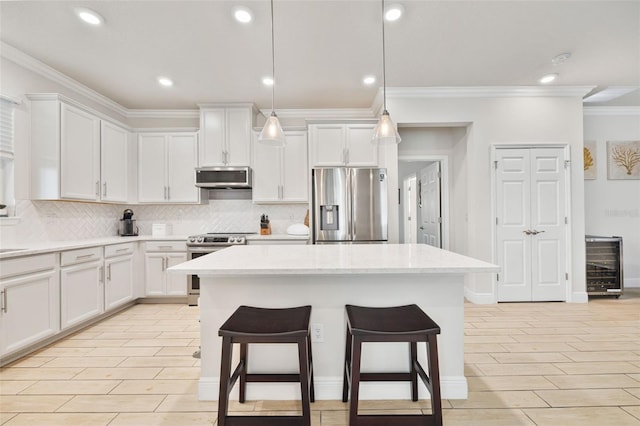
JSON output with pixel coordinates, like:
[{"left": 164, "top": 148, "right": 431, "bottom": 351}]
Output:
[{"left": 118, "top": 209, "right": 138, "bottom": 236}]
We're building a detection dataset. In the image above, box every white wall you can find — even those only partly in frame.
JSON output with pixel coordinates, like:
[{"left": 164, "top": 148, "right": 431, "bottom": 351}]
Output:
[
  {"left": 583, "top": 108, "right": 640, "bottom": 287},
  {"left": 386, "top": 95, "right": 587, "bottom": 302}
]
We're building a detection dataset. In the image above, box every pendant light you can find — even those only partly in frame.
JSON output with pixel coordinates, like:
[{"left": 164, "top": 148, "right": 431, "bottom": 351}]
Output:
[
  {"left": 371, "top": 0, "right": 401, "bottom": 144},
  {"left": 258, "top": 0, "right": 286, "bottom": 146}
]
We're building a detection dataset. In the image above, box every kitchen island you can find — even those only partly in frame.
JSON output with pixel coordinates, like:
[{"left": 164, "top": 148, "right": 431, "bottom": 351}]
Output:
[{"left": 169, "top": 243, "right": 499, "bottom": 401}]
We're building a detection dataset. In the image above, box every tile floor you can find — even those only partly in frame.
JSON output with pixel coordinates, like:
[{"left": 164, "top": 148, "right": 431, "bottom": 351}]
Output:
[{"left": 1, "top": 290, "right": 639, "bottom": 425}]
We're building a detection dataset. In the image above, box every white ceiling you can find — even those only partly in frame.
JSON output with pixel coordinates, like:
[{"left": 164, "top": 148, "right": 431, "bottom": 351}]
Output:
[{"left": 1, "top": 0, "right": 639, "bottom": 111}]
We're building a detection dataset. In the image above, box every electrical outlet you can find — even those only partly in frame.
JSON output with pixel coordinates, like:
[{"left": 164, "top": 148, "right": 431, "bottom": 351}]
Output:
[{"left": 311, "top": 323, "right": 324, "bottom": 342}]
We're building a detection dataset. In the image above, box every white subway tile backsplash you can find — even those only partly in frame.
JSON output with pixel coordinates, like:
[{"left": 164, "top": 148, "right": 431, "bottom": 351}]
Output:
[{"left": 4, "top": 199, "right": 308, "bottom": 244}]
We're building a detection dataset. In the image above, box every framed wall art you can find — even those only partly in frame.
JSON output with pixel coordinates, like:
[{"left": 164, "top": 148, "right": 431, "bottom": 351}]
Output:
[
  {"left": 584, "top": 140, "right": 597, "bottom": 180},
  {"left": 607, "top": 140, "right": 640, "bottom": 180}
]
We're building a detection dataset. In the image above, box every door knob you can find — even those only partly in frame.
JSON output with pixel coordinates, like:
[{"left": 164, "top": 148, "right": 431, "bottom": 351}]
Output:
[
  {"left": 531, "top": 230, "right": 546, "bottom": 235},
  {"left": 523, "top": 230, "right": 532, "bottom": 235}
]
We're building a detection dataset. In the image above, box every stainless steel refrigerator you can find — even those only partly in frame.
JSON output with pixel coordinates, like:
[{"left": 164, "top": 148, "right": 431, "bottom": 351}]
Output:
[{"left": 312, "top": 167, "right": 388, "bottom": 244}]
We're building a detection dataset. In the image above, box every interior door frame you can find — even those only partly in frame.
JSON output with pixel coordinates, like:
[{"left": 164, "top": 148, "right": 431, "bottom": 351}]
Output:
[
  {"left": 490, "top": 144, "right": 573, "bottom": 303},
  {"left": 398, "top": 155, "right": 450, "bottom": 250}
]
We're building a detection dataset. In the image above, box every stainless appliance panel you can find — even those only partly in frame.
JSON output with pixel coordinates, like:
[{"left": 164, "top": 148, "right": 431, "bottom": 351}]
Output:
[
  {"left": 351, "top": 168, "right": 387, "bottom": 242},
  {"left": 313, "top": 168, "right": 350, "bottom": 243},
  {"left": 195, "top": 166, "right": 251, "bottom": 188}
]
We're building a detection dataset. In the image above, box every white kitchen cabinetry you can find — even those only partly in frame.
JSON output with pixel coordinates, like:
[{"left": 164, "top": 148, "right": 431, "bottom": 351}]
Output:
[
  {"left": 0, "top": 254, "right": 59, "bottom": 358},
  {"left": 252, "top": 130, "right": 308, "bottom": 203},
  {"left": 60, "top": 247, "right": 104, "bottom": 330},
  {"left": 138, "top": 133, "right": 200, "bottom": 203},
  {"left": 309, "top": 123, "right": 378, "bottom": 167},
  {"left": 28, "top": 94, "right": 131, "bottom": 203},
  {"left": 104, "top": 243, "right": 134, "bottom": 311},
  {"left": 100, "top": 121, "right": 129, "bottom": 202},
  {"left": 199, "top": 105, "right": 256, "bottom": 166},
  {"left": 144, "top": 242, "right": 187, "bottom": 296}
]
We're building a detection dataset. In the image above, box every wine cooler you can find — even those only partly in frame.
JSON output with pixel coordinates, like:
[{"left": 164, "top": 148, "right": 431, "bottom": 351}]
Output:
[{"left": 585, "top": 235, "right": 623, "bottom": 297}]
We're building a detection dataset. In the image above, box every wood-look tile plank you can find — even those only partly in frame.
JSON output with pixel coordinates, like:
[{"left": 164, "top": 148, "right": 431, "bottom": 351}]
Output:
[
  {"left": 535, "top": 388, "right": 640, "bottom": 407},
  {"left": 2, "top": 413, "right": 117, "bottom": 426},
  {"left": 73, "top": 367, "right": 162, "bottom": 380},
  {"left": 524, "top": 406, "right": 640, "bottom": 425},
  {"left": 57, "top": 395, "right": 165, "bottom": 413}
]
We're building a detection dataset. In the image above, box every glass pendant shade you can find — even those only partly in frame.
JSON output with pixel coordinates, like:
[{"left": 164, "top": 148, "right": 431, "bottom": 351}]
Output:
[
  {"left": 258, "top": 112, "right": 286, "bottom": 146},
  {"left": 372, "top": 110, "right": 401, "bottom": 144}
]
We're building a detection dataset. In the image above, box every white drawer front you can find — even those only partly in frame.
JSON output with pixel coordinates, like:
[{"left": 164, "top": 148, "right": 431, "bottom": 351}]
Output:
[
  {"left": 145, "top": 241, "right": 186, "bottom": 252},
  {"left": 0, "top": 253, "right": 58, "bottom": 279},
  {"left": 61, "top": 247, "right": 103, "bottom": 266},
  {"left": 104, "top": 243, "right": 135, "bottom": 258}
]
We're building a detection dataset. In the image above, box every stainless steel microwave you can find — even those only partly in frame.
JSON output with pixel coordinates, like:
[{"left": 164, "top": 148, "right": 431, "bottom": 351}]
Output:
[{"left": 195, "top": 167, "right": 252, "bottom": 188}]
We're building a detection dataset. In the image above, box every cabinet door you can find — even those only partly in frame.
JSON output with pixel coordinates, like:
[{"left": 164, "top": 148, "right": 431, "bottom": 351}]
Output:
[
  {"left": 346, "top": 124, "right": 378, "bottom": 166},
  {"left": 252, "top": 132, "right": 282, "bottom": 202},
  {"left": 138, "top": 134, "right": 167, "bottom": 202},
  {"left": 0, "top": 270, "right": 59, "bottom": 356},
  {"left": 226, "top": 108, "right": 252, "bottom": 166},
  {"left": 282, "top": 131, "right": 308, "bottom": 202},
  {"left": 105, "top": 255, "right": 134, "bottom": 311},
  {"left": 310, "top": 124, "right": 346, "bottom": 166},
  {"left": 145, "top": 253, "right": 166, "bottom": 296},
  {"left": 166, "top": 253, "right": 188, "bottom": 295},
  {"left": 200, "top": 108, "right": 226, "bottom": 166},
  {"left": 60, "top": 260, "right": 104, "bottom": 329},
  {"left": 167, "top": 134, "right": 199, "bottom": 203},
  {"left": 60, "top": 103, "right": 100, "bottom": 200},
  {"left": 101, "top": 121, "right": 129, "bottom": 202}
]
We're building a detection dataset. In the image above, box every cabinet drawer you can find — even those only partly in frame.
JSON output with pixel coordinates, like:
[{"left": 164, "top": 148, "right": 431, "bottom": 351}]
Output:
[
  {"left": 145, "top": 241, "right": 186, "bottom": 252},
  {"left": 105, "top": 243, "right": 134, "bottom": 258},
  {"left": 61, "top": 247, "right": 103, "bottom": 266},
  {"left": 0, "top": 253, "right": 58, "bottom": 279}
]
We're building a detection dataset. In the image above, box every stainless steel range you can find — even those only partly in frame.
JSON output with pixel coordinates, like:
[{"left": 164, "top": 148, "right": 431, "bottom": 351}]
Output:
[{"left": 186, "top": 232, "right": 252, "bottom": 306}]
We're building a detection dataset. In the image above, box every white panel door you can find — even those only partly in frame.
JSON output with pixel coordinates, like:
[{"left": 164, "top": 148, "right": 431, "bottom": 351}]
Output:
[
  {"left": 100, "top": 121, "right": 128, "bottom": 202},
  {"left": 60, "top": 260, "right": 104, "bottom": 329},
  {"left": 419, "top": 162, "right": 442, "bottom": 247},
  {"left": 282, "top": 131, "right": 308, "bottom": 202},
  {"left": 252, "top": 132, "right": 282, "bottom": 202},
  {"left": 310, "top": 124, "right": 345, "bottom": 166},
  {"left": 199, "top": 109, "right": 225, "bottom": 166},
  {"left": 530, "top": 149, "right": 567, "bottom": 301},
  {"left": 496, "top": 147, "right": 567, "bottom": 302},
  {"left": 225, "top": 108, "right": 251, "bottom": 166},
  {"left": 165, "top": 253, "right": 188, "bottom": 296},
  {"left": 138, "top": 134, "right": 168, "bottom": 202},
  {"left": 105, "top": 255, "right": 134, "bottom": 311},
  {"left": 345, "top": 124, "right": 378, "bottom": 166}
]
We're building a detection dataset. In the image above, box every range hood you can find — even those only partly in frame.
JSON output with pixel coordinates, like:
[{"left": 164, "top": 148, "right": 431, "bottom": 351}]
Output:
[{"left": 195, "top": 166, "right": 252, "bottom": 189}]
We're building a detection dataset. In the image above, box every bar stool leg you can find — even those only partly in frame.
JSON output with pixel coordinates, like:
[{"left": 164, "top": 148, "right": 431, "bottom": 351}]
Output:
[
  {"left": 342, "top": 327, "right": 353, "bottom": 402},
  {"left": 218, "top": 336, "right": 233, "bottom": 426},
  {"left": 427, "top": 335, "right": 443, "bottom": 426},
  {"left": 410, "top": 341, "right": 418, "bottom": 402},
  {"left": 306, "top": 332, "right": 315, "bottom": 402},
  {"left": 239, "top": 342, "right": 247, "bottom": 403},
  {"left": 297, "top": 336, "right": 312, "bottom": 425},
  {"left": 348, "top": 336, "right": 363, "bottom": 426}
]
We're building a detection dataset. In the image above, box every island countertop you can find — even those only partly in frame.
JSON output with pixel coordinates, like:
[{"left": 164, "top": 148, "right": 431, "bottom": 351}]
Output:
[{"left": 168, "top": 243, "right": 499, "bottom": 276}]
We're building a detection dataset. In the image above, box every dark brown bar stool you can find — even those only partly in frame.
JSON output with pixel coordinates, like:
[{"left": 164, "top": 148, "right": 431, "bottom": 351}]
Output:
[
  {"left": 342, "top": 304, "right": 442, "bottom": 426},
  {"left": 217, "top": 305, "right": 314, "bottom": 426}
]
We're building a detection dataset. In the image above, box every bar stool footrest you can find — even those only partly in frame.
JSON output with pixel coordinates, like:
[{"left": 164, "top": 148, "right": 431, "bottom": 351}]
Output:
[
  {"left": 245, "top": 373, "right": 301, "bottom": 382},
  {"left": 352, "top": 414, "right": 436, "bottom": 426},
  {"left": 225, "top": 415, "right": 308, "bottom": 425},
  {"left": 359, "top": 372, "right": 413, "bottom": 381}
]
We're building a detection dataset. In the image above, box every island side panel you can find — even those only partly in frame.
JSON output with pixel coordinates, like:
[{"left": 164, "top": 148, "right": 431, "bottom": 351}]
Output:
[{"left": 198, "top": 273, "right": 467, "bottom": 401}]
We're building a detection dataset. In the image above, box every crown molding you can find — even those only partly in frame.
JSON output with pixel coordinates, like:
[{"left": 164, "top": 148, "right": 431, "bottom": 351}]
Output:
[
  {"left": 2, "top": 42, "right": 130, "bottom": 117},
  {"left": 583, "top": 106, "right": 640, "bottom": 116},
  {"left": 385, "top": 86, "right": 596, "bottom": 99},
  {"left": 263, "top": 108, "right": 376, "bottom": 120},
  {"left": 126, "top": 109, "right": 199, "bottom": 118}
]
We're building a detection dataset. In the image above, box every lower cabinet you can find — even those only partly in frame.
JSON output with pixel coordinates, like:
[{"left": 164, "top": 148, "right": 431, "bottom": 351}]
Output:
[
  {"left": 104, "top": 243, "right": 135, "bottom": 310},
  {"left": 144, "top": 242, "right": 187, "bottom": 296},
  {"left": 0, "top": 254, "right": 59, "bottom": 358},
  {"left": 60, "top": 247, "right": 104, "bottom": 330}
]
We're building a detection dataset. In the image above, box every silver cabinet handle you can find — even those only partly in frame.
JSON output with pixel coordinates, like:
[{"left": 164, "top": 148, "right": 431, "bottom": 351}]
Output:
[
  {"left": 1, "top": 289, "right": 7, "bottom": 313},
  {"left": 167, "top": 186, "right": 171, "bottom": 200},
  {"left": 95, "top": 181, "right": 100, "bottom": 197},
  {"left": 76, "top": 253, "right": 95, "bottom": 260},
  {"left": 162, "top": 257, "right": 166, "bottom": 271},
  {"left": 103, "top": 182, "right": 107, "bottom": 197},
  {"left": 99, "top": 266, "right": 104, "bottom": 283},
  {"left": 116, "top": 248, "right": 129, "bottom": 253},
  {"left": 107, "top": 264, "right": 111, "bottom": 281}
]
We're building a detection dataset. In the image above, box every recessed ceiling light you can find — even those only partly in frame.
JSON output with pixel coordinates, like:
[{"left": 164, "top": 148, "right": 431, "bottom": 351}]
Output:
[
  {"left": 539, "top": 73, "right": 558, "bottom": 84},
  {"left": 363, "top": 76, "right": 376, "bottom": 85},
  {"left": 75, "top": 8, "right": 104, "bottom": 25},
  {"left": 262, "top": 77, "right": 274, "bottom": 86},
  {"left": 385, "top": 3, "right": 404, "bottom": 21},
  {"left": 157, "top": 77, "right": 174, "bottom": 87},
  {"left": 233, "top": 6, "right": 253, "bottom": 23}
]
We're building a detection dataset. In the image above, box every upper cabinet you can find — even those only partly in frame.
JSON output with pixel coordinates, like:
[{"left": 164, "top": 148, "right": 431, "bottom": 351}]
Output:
[
  {"left": 138, "top": 132, "right": 200, "bottom": 204},
  {"left": 309, "top": 122, "right": 378, "bottom": 167},
  {"left": 28, "top": 94, "right": 130, "bottom": 203},
  {"left": 199, "top": 104, "right": 257, "bottom": 166},
  {"left": 252, "top": 130, "right": 308, "bottom": 203}
]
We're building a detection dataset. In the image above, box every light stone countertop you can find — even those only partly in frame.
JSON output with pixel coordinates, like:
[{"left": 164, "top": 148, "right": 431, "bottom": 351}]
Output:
[
  {"left": 168, "top": 243, "right": 500, "bottom": 276},
  {"left": 245, "top": 234, "right": 309, "bottom": 241}
]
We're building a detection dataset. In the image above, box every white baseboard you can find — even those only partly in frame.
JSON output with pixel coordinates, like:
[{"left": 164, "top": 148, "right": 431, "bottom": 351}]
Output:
[
  {"left": 464, "top": 286, "right": 496, "bottom": 304},
  {"left": 624, "top": 278, "right": 640, "bottom": 288},
  {"left": 199, "top": 375, "right": 468, "bottom": 401},
  {"left": 570, "top": 291, "right": 589, "bottom": 303}
]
